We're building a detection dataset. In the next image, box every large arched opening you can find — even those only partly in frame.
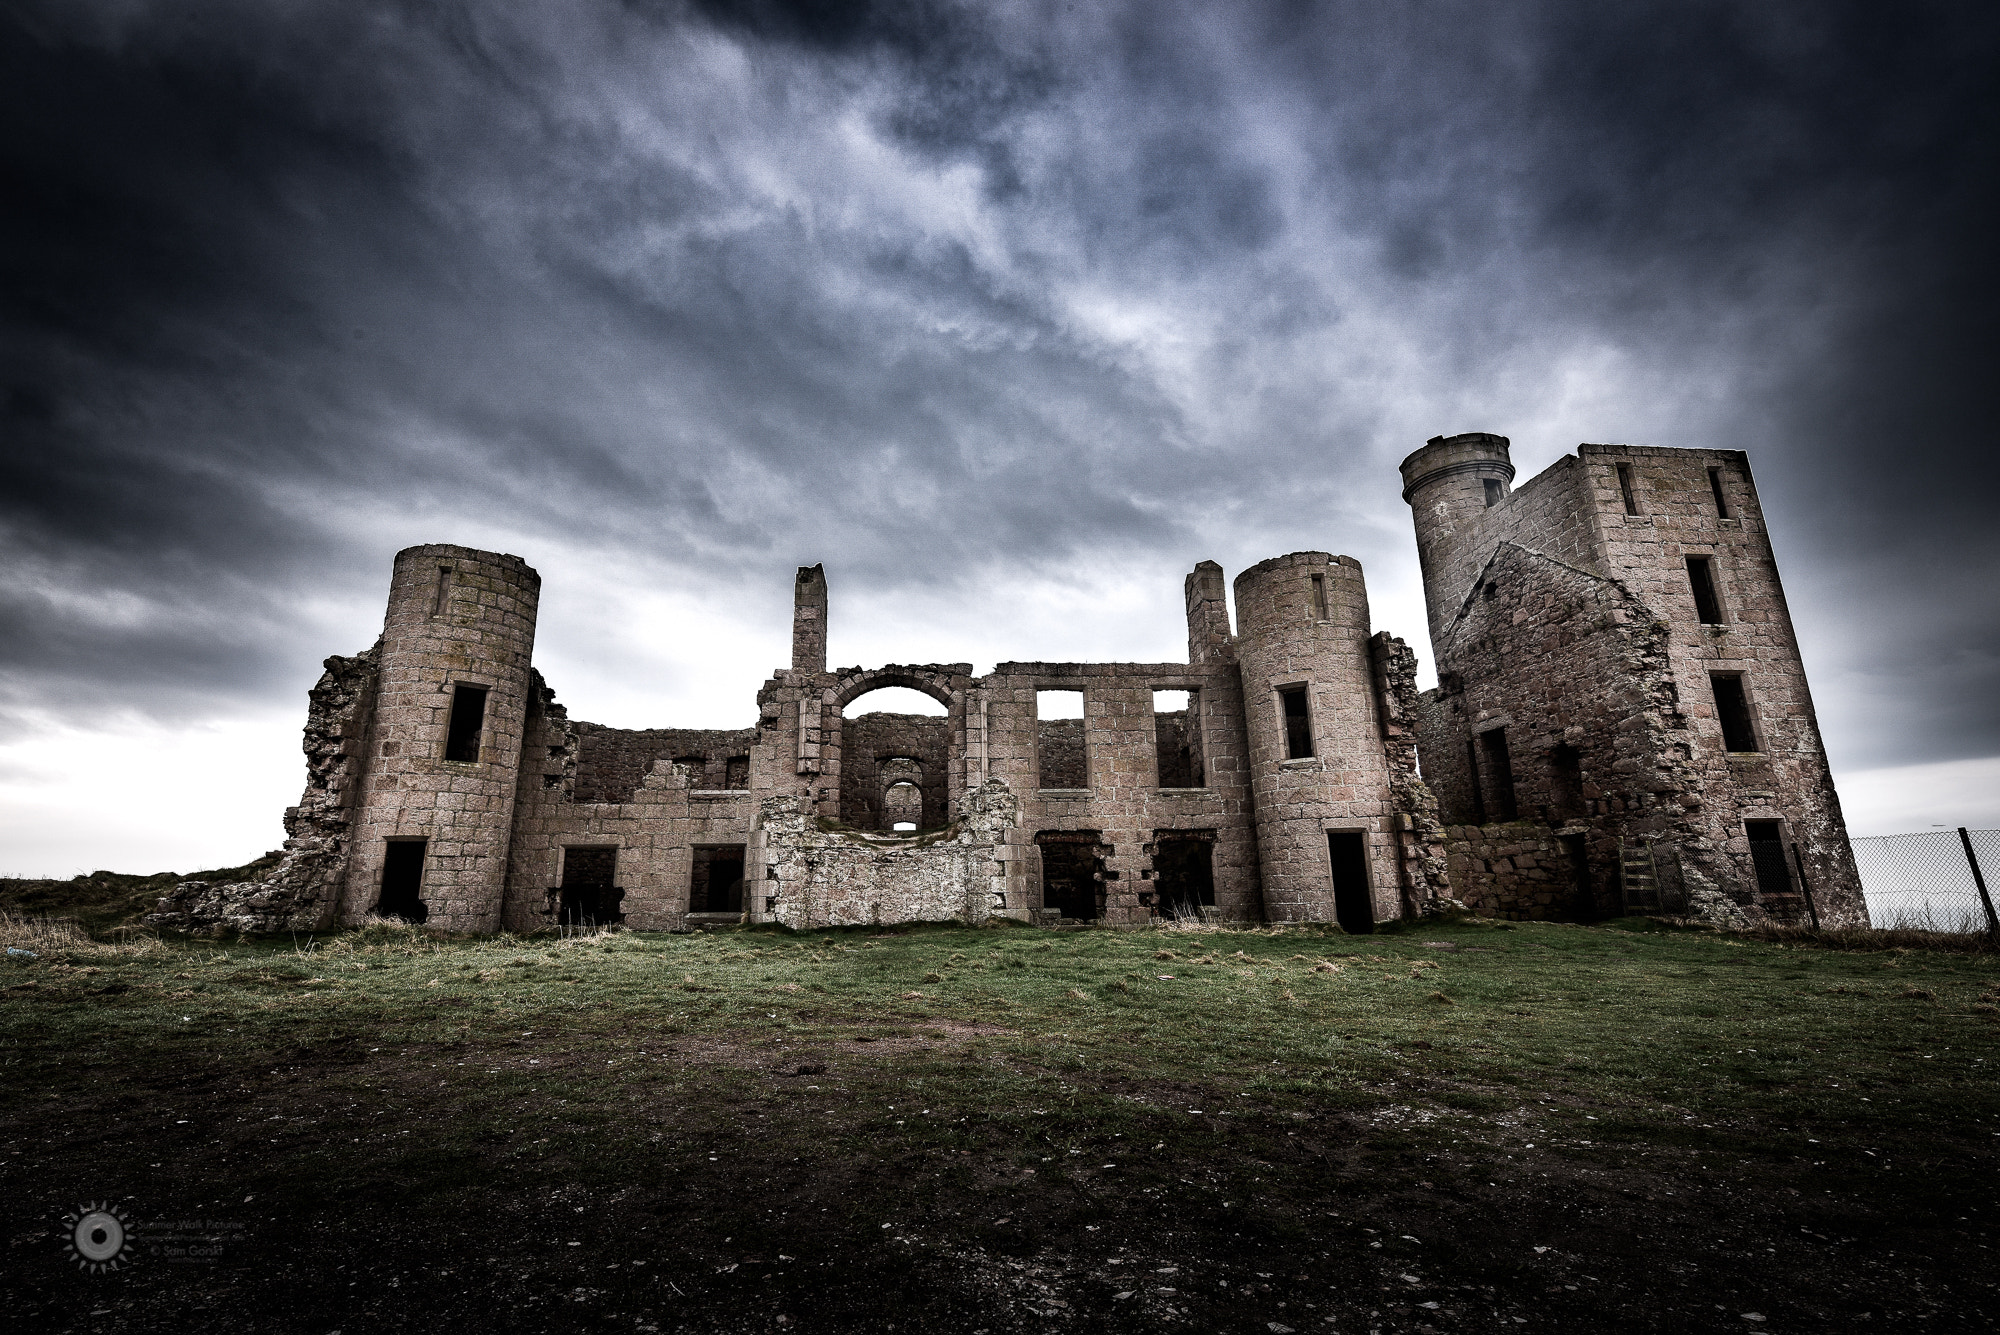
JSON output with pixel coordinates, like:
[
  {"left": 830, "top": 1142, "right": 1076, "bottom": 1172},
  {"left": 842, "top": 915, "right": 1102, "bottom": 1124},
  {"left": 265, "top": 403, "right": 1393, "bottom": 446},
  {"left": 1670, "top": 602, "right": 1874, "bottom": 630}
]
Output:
[{"left": 837, "top": 683, "right": 951, "bottom": 830}]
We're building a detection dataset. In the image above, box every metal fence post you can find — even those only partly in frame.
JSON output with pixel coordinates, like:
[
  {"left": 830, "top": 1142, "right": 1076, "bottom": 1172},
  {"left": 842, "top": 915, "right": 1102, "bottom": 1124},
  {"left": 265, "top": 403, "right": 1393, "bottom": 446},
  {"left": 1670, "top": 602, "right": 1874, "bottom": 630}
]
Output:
[
  {"left": 1959, "top": 828, "right": 2000, "bottom": 938},
  {"left": 1791, "top": 844, "right": 1821, "bottom": 932}
]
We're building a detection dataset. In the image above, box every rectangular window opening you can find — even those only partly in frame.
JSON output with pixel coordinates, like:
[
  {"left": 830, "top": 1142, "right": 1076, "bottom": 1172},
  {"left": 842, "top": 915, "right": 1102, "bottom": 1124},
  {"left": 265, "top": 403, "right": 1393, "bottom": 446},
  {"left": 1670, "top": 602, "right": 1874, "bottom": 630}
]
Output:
[
  {"left": 1152, "top": 689, "right": 1205, "bottom": 789},
  {"left": 1326, "top": 832, "right": 1374, "bottom": 934},
  {"left": 1686, "top": 555, "right": 1724, "bottom": 624},
  {"left": 1151, "top": 833, "right": 1216, "bottom": 919},
  {"left": 1479, "top": 727, "right": 1518, "bottom": 821},
  {"left": 690, "top": 845, "right": 746, "bottom": 914},
  {"left": 1616, "top": 463, "right": 1641, "bottom": 516},
  {"left": 1548, "top": 743, "right": 1584, "bottom": 819},
  {"left": 376, "top": 840, "right": 428, "bottom": 924},
  {"left": 1035, "top": 689, "right": 1088, "bottom": 790},
  {"left": 1483, "top": 477, "right": 1504, "bottom": 508},
  {"left": 723, "top": 755, "right": 750, "bottom": 790},
  {"left": 1707, "top": 466, "right": 1731, "bottom": 518},
  {"left": 1710, "top": 674, "right": 1760, "bottom": 753},
  {"left": 558, "top": 847, "right": 622, "bottom": 927},
  {"left": 431, "top": 565, "right": 452, "bottom": 617},
  {"left": 1309, "top": 572, "right": 1328, "bottom": 620},
  {"left": 1745, "top": 821, "right": 1793, "bottom": 901},
  {"left": 1279, "top": 684, "right": 1314, "bottom": 760},
  {"left": 443, "top": 684, "right": 488, "bottom": 763}
]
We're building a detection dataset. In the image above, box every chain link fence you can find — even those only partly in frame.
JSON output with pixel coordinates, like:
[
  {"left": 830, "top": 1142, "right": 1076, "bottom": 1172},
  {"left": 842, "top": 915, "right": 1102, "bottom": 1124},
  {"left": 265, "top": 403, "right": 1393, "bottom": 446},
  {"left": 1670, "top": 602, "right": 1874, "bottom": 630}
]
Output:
[{"left": 1850, "top": 828, "right": 2000, "bottom": 933}]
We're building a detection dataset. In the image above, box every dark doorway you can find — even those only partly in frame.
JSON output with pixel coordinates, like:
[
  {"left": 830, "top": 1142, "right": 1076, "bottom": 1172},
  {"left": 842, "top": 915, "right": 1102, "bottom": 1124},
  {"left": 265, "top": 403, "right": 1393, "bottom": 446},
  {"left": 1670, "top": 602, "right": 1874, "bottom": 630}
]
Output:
[
  {"left": 1745, "top": 821, "right": 1793, "bottom": 902},
  {"left": 559, "top": 847, "right": 623, "bottom": 927},
  {"left": 1560, "top": 833, "right": 1594, "bottom": 917},
  {"left": 444, "top": 684, "right": 487, "bottom": 763},
  {"left": 1037, "top": 833, "right": 1103, "bottom": 920},
  {"left": 691, "top": 846, "right": 745, "bottom": 914},
  {"left": 1548, "top": 744, "right": 1584, "bottom": 820},
  {"left": 1151, "top": 836, "right": 1215, "bottom": 919},
  {"left": 376, "top": 840, "right": 428, "bottom": 923},
  {"left": 1479, "top": 728, "right": 1518, "bottom": 820},
  {"left": 1326, "top": 832, "right": 1374, "bottom": 934}
]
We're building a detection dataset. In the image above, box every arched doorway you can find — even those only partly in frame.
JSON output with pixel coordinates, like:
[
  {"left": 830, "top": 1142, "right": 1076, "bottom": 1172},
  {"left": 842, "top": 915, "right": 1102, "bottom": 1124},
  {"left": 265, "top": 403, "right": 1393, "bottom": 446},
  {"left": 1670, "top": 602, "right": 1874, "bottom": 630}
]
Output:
[{"left": 836, "top": 679, "right": 954, "bottom": 829}]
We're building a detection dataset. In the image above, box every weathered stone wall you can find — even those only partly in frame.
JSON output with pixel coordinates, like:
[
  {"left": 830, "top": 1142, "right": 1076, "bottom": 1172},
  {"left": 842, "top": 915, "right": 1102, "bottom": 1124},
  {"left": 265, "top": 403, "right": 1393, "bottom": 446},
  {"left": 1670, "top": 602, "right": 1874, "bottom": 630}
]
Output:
[
  {"left": 149, "top": 646, "right": 381, "bottom": 934},
  {"left": 1232, "top": 552, "right": 1403, "bottom": 925},
  {"left": 336, "top": 545, "right": 541, "bottom": 931},
  {"left": 1035, "top": 717, "right": 1087, "bottom": 790},
  {"left": 1368, "top": 632, "right": 1452, "bottom": 914},
  {"left": 572, "top": 724, "right": 757, "bottom": 803},
  {"left": 1403, "top": 435, "right": 1866, "bottom": 926},
  {"left": 982, "top": 659, "right": 1263, "bottom": 924},
  {"left": 752, "top": 780, "right": 1019, "bottom": 929},
  {"left": 838, "top": 712, "right": 950, "bottom": 829}
]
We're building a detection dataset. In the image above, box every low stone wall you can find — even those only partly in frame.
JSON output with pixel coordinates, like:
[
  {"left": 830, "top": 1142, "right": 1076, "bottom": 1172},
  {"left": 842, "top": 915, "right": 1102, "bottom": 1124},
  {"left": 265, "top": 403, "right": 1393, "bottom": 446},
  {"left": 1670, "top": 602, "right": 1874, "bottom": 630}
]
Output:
[{"left": 755, "top": 781, "right": 1019, "bottom": 930}]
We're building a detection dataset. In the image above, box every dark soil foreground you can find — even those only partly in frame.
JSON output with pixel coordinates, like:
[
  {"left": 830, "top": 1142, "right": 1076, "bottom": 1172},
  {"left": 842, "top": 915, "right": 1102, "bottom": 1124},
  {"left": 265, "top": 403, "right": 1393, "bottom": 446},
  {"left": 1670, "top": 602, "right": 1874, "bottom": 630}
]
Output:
[{"left": 3, "top": 919, "right": 1997, "bottom": 1333}]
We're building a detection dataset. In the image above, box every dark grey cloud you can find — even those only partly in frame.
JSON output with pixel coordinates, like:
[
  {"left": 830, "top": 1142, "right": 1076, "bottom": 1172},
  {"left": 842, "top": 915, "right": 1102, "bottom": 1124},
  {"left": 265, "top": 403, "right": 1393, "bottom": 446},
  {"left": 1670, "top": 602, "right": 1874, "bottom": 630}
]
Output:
[{"left": 1, "top": 0, "right": 1994, "bottom": 789}]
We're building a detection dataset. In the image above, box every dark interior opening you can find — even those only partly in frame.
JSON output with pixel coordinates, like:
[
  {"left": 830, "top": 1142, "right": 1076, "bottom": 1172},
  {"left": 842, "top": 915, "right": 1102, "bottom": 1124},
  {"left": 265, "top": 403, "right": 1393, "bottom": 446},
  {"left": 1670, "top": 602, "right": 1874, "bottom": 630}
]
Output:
[
  {"left": 558, "top": 847, "right": 623, "bottom": 927},
  {"left": 1617, "top": 462, "right": 1641, "bottom": 515},
  {"left": 1327, "top": 831, "right": 1373, "bottom": 934},
  {"left": 1483, "top": 477, "right": 1504, "bottom": 507},
  {"left": 444, "top": 684, "right": 488, "bottom": 763},
  {"left": 1560, "top": 832, "right": 1593, "bottom": 917},
  {"left": 1708, "top": 466, "right": 1731, "bottom": 518},
  {"left": 724, "top": 756, "right": 750, "bottom": 789},
  {"left": 690, "top": 846, "right": 745, "bottom": 914},
  {"left": 1479, "top": 728, "right": 1518, "bottom": 821},
  {"left": 1548, "top": 743, "right": 1584, "bottom": 819},
  {"left": 376, "top": 839, "right": 428, "bottom": 924},
  {"left": 1151, "top": 836, "right": 1215, "bottom": 919},
  {"left": 1711, "top": 675, "right": 1760, "bottom": 752},
  {"left": 1310, "top": 572, "right": 1328, "bottom": 618},
  {"left": 1036, "top": 833, "right": 1103, "bottom": 920},
  {"left": 1745, "top": 821, "right": 1793, "bottom": 902},
  {"left": 1280, "top": 685, "right": 1314, "bottom": 759},
  {"left": 1686, "top": 555, "right": 1723, "bottom": 624}
]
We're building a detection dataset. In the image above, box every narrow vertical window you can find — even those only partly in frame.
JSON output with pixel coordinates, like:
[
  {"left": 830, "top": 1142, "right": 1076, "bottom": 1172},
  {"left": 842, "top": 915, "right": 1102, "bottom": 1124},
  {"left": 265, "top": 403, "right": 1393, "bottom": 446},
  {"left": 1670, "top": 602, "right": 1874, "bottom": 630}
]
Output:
[
  {"left": 1309, "top": 573, "right": 1328, "bottom": 620},
  {"left": 1036, "top": 689, "right": 1087, "bottom": 789},
  {"left": 1707, "top": 466, "right": 1730, "bottom": 518},
  {"left": 1686, "top": 555, "right": 1724, "bottom": 624},
  {"left": 1152, "top": 689, "right": 1204, "bottom": 788},
  {"left": 444, "top": 684, "right": 488, "bottom": 763},
  {"left": 1483, "top": 477, "right": 1504, "bottom": 507},
  {"left": 431, "top": 565, "right": 453, "bottom": 617},
  {"left": 1479, "top": 727, "right": 1518, "bottom": 821},
  {"left": 1710, "top": 674, "right": 1760, "bottom": 753},
  {"left": 1279, "top": 685, "right": 1314, "bottom": 760},
  {"left": 1616, "top": 463, "right": 1641, "bottom": 515}
]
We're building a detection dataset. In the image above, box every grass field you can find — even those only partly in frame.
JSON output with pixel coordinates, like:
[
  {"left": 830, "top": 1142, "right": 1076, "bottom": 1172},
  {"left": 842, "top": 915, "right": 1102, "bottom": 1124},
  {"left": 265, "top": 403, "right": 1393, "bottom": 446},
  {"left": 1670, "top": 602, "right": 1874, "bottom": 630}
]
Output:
[{"left": 4, "top": 914, "right": 1998, "bottom": 1333}]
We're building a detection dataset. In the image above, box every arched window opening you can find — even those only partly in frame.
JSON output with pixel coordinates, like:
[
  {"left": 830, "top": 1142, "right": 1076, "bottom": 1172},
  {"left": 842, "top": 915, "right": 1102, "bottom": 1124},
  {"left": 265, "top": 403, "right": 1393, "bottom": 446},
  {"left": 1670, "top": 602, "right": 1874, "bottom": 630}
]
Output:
[{"left": 838, "top": 689, "right": 948, "bottom": 829}]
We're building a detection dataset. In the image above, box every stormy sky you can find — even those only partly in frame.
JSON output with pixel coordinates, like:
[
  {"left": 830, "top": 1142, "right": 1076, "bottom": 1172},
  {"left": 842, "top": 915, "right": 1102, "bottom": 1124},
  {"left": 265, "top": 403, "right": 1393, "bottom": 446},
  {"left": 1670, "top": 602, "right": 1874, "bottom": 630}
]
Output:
[{"left": 3, "top": 0, "right": 1996, "bottom": 872}]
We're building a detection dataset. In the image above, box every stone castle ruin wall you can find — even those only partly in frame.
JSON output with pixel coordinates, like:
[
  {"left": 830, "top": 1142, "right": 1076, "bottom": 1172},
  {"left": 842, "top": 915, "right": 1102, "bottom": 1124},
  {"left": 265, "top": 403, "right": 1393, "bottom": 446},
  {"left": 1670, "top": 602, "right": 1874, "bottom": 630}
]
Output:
[{"left": 151, "top": 433, "right": 1860, "bottom": 935}]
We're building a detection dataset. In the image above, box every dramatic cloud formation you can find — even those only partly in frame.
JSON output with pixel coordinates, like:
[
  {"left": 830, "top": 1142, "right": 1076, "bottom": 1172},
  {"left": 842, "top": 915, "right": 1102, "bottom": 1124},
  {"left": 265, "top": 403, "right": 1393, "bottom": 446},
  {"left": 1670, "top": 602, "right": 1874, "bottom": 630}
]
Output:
[{"left": 3, "top": 0, "right": 1995, "bottom": 870}]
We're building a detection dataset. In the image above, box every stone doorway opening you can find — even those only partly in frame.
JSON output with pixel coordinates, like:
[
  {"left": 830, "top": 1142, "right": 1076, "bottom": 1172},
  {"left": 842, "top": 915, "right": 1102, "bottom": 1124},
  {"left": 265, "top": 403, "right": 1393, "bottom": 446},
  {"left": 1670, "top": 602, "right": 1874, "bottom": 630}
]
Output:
[
  {"left": 1326, "top": 831, "right": 1374, "bottom": 934},
  {"left": 1150, "top": 833, "right": 1215, "bottom": 920},
  {"left": 376, "top": 839, "right": 429, "bottom": 924},
  {"left": 691, "top": 845, "right": 745, "bottom": 915},
  {"left": 558, "top": 847, "right": 623, "bottom": 927},
  {"left": 1036, "top": 831, "right": 1105, "bottom": 921}
]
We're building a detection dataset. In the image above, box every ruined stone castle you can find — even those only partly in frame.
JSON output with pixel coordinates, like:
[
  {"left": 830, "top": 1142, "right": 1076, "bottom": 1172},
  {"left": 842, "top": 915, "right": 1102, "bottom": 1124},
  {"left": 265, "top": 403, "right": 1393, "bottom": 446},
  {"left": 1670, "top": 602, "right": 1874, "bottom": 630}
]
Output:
[{"left": 152, "top": 435, "right": 1867, "bottom": 935}]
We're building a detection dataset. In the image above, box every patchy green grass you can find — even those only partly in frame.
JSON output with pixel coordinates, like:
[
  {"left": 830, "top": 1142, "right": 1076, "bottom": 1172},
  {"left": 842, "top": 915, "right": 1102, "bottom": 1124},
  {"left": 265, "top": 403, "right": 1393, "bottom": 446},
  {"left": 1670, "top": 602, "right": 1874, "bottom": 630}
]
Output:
[{"left": 4, "top": 917, "right": 1998, "bottom": 1332}]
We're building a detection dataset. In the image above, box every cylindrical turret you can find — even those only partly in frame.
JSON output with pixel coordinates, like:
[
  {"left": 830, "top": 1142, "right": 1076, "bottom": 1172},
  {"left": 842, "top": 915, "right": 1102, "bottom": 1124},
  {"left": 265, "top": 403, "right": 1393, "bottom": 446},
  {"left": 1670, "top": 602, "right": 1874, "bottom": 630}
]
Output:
[
  {"left": 1232, "top": 552, "right": 1399, "bottom": 926},
  {"left": 341, "top": 544, "right": 540, "bottom": 931},
  {"left": 1400, "top": 432, "right": 1515, "bottom": 646}
]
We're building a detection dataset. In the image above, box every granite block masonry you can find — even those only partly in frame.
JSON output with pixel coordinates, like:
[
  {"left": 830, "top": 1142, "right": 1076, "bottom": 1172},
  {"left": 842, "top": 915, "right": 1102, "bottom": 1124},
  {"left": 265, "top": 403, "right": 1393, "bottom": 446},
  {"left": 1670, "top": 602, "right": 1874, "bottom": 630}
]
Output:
[{"left": 150, "top": 433, "right": 1860, "bottom": 934}]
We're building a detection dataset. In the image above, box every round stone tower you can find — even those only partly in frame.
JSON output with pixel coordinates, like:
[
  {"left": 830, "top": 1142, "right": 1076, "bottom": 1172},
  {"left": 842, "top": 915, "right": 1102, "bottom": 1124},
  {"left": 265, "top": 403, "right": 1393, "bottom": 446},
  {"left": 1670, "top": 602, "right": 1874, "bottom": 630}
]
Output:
[
  {"left": 1232, "top": 552, "right": 1399, "bottom": 926},
  {"left": 1399, "top": 431, "right": 1515, "bottom": 646},
  {"left": 340, "top": 544, "right": 541, "bottom": 932}
]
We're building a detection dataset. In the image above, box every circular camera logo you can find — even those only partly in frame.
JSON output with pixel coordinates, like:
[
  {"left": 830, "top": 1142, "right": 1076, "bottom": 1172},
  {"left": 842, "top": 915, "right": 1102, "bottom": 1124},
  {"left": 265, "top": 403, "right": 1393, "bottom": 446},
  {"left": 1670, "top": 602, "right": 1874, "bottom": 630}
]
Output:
[{"left": 64, "top": 1202, "right": 135, "bottom": 1273}]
